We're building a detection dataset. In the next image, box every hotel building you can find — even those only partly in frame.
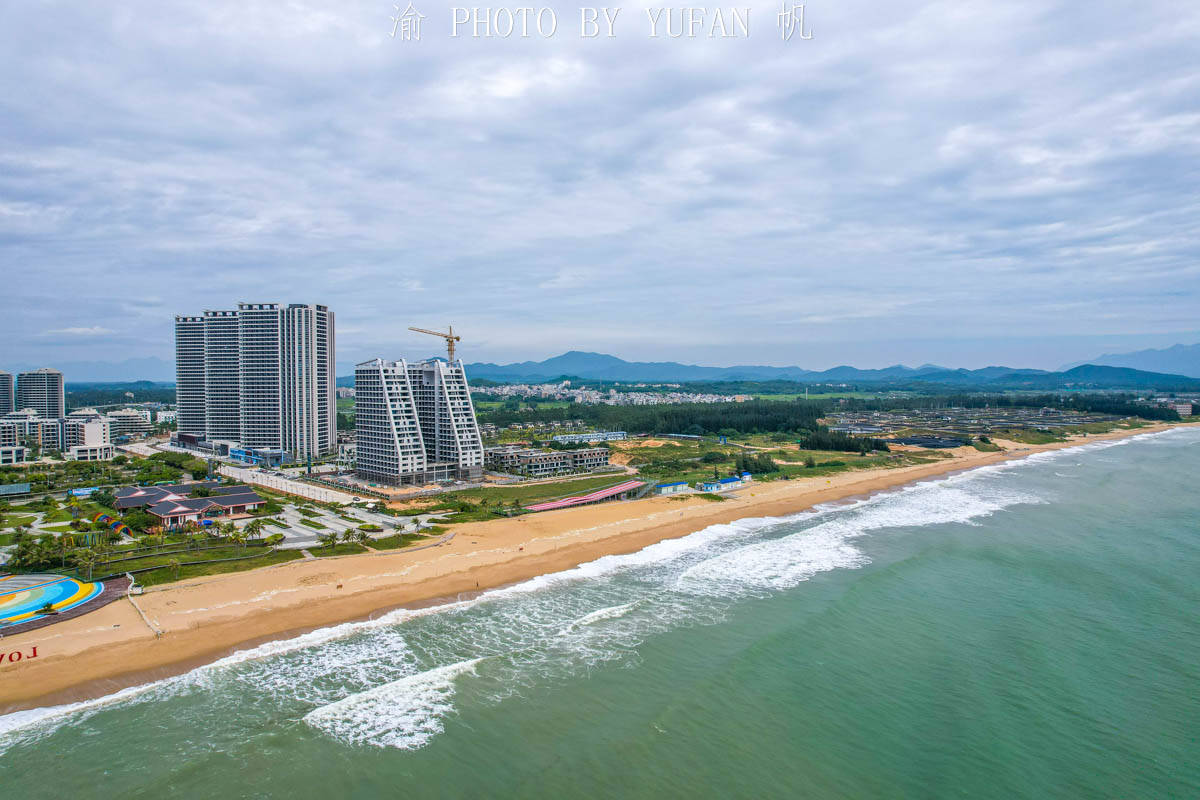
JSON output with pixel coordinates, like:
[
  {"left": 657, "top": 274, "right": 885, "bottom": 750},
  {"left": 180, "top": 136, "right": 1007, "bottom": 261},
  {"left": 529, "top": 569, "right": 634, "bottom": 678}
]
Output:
[
  {"left": 16, "top": 368, "right": 65, "bottom": 418},
  {"left": 354, "top": 357, "right": 484, "bottom": 486},
  {"left": 173, "top": 303, "right": 335, "bottom": 462}
]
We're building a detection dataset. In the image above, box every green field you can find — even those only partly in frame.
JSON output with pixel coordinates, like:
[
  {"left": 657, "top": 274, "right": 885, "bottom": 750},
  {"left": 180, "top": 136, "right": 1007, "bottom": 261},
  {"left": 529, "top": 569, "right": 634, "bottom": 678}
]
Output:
[
  {"left": 311, "top": 542, "right": 369, "bottom": 557},
  {"left": 133, "top": 549, "right": 305, "bottom": 587},
  {"left": 437, "top": 475, "right": 636, "bottom": 510}
]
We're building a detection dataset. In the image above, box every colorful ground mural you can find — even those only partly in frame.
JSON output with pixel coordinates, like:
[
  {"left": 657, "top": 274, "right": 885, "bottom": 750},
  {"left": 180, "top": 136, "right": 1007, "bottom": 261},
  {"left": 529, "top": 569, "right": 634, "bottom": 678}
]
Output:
[{"left": 0, "top": 573, "right": 105, "bottom": 628}]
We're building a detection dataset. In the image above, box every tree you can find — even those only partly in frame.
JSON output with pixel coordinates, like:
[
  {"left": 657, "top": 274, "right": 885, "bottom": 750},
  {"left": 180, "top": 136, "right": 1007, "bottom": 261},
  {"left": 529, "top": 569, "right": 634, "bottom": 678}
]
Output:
[
  {"left": 317, "top": 531, "right": 339, "bottom": 552},
  {"left": 124, "top": 510, "right": 157, "bottom": 532},
  {"left": 244, "top": 519, "right": 265, "bottom": 542},
  {"left": 228, "top": 526, "right": 248, "bottom": 550},
  {"left": 166, "top": 558, "right": 182, "bottom": 580},
  {"left": 91, "top": 489, "right": 117, "bottom": 509},
  {"left": 72, "top": 548, "right": 101, "bottom": 581}
]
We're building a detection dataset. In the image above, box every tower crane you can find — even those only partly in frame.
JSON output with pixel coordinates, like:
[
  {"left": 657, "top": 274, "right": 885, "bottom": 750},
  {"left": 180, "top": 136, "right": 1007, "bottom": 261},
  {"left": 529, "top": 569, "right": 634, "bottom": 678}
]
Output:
[{"left": 408, "top": 325, "right": 462, "bottom": 363}]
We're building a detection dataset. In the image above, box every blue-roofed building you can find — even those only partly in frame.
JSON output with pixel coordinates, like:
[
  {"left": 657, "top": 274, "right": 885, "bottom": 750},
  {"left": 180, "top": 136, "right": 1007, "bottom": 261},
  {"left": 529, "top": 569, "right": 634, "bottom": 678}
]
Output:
[
  {"left": 697, "top": 472, "right": 752, "bottom": 493},
  {"left": 655, "top": 481, "right": 690, "bottom": 496}
]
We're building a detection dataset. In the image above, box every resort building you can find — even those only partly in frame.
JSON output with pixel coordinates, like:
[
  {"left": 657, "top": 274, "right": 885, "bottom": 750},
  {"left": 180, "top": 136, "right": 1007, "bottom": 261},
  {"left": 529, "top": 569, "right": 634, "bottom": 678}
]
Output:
[
  {"left": 114, "top": 483, "right": 265, "bottom": 529},
  {"left": 0, "top": 372, "right": 13, "bottom": 415},
  {"left": 551, "top": 430, "right": 628, "bottom": 445},
  {"left": 354, "top": 357, "right": 484, "bottom": 486},
  {"left": 16, "top": 368, "right": 65, "bottom": 418},
  {"left": 484, "top": 445, "right": 611, "bottom": 477},
  {"left": 173, "top": 302, "right": 336, "bottom": 462},
  {"left": 408, "top": 360, "right": 484, "bottom": 480}
]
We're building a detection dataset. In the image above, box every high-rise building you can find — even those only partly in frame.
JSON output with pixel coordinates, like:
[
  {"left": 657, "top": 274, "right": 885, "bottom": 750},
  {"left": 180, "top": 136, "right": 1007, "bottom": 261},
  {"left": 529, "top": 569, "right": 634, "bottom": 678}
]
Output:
[
  {"left": 355, "top": 357, "right": 483, "bottom": 486},
  {"left": 16, "top": 368, "right": 65, "bottom": 418},
  {"left": 283, "top": 303, "right": 336, "bottom": 460},
  {"left": 203, "top": 310, "right": 241, "bottom": 443},
  {"left": 0, "top": 371, "right": 13, "bottom": 415},
  {"left": 174, "top": 316, "right": 206, "bottom": 436},
  {"left": 407, "top": 360, "right": 484, "bottom": 480},
  {"left": 173, "top": 302, "right": 336, "bottom": 461},
  {"left": 354, "top": 358, "right": 427, "bottom": 485}
]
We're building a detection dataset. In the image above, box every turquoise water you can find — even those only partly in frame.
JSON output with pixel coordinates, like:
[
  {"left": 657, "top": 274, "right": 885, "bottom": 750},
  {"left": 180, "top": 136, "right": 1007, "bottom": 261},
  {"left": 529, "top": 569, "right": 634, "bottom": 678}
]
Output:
[{"left": 2, "top": 428, "right": 1199, "bottom": 798}]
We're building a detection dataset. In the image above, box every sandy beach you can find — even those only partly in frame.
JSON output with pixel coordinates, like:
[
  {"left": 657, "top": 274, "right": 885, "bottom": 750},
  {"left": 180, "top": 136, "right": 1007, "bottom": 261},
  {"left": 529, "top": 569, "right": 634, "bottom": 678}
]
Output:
[{"left": 0, "top": 422, "right": 1188, "bottom": 713}]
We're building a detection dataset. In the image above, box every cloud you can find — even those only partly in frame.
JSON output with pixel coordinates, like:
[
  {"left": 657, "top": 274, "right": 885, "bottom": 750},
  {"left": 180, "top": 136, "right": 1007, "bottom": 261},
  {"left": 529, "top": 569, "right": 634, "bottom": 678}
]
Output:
[
  {"left": 42, "top": 326, "right": 116, "bottom": 337},
  {"left": 0, "top": 0, "right": 1197, "bottom": 371}
]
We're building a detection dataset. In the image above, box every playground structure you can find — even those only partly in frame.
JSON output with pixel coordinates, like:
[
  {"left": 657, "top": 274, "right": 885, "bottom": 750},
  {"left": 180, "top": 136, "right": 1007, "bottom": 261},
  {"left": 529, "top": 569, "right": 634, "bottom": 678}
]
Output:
[{"left": 92, "top": 512, "right": 132, "bottom": 542}]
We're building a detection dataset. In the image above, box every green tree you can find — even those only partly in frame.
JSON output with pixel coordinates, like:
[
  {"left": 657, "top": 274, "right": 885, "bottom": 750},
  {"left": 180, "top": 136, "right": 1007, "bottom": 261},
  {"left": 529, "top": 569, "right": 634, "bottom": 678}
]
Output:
[
  {"left": 317, "top": 531, "right": 339, "bottom": 552},
  {"left": 167, "top": 558, "right": 182, "bottom": 580},
  {"left": 72, "top": 548, "right": 101, "bottom": 581}
]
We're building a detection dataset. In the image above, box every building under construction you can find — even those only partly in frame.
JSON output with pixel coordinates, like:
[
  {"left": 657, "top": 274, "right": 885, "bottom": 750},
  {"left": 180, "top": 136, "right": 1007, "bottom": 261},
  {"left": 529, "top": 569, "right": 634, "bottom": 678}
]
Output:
[{"left": 354, "top": 327, "right": 484, "bottom": 486}]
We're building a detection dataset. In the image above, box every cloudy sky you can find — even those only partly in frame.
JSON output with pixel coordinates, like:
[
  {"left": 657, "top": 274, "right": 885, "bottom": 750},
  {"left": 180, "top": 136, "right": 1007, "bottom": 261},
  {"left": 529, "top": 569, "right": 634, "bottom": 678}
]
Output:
[{"left": 1, "top": 0, "right": 1198, "bottom": 377}]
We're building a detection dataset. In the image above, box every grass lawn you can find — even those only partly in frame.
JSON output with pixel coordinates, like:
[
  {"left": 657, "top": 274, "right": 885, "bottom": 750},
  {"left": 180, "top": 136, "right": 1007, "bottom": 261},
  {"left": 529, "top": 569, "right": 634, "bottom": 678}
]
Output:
[
  {"left": 134, "top": 549, "right": 305, "bottom": 587},
  {"left": 441, "top": 475, "right": 635, "bottom": 507},
  {"left": 993, "top": 428, "right": 1065, "bottom": 445},
  {"left": 0, "top": 533, "right": 13, "bottom": 546},
  {"left": 310, "top": 543, "right": 369, "bottom": 557},
  {"left": 370, "top": 532, "right": 436, "bottom": 550},
  {"left": 298, "top": 517, "right": 327, "bottom": 529},
  {"left": 38, "top": 523, "right": 77, "bottom": 533},
  {"left": 1, "top": 514, "right": 37, "bottom": 529}
]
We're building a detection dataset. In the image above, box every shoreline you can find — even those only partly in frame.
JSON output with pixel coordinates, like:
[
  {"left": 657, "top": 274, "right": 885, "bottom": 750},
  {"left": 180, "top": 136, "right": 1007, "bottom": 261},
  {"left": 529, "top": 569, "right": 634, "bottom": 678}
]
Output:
[{"left": 1, "top": 422, "right": 1191, "bottom": 714}]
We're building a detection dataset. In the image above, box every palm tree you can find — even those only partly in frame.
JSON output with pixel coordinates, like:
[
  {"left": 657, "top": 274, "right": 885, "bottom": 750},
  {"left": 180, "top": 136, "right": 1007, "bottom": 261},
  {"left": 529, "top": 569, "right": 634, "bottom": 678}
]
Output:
[
  {"left": 72, "top": 548, "right": 100, "bottom": 581},
  {"left": 244, "top": 519, "right": 265, "bottom": 543},
  {"left": 317, "top": 531, "right": 339, "bottom": 552},
  {"left": 228, "top": 527, "right": 248, "bottom": 551},
  {"left": 167, "top": 558, "right": 181, "bottom": 580},
  {"left": 350, "top": 529, "right": 370, "bottom": 547}
]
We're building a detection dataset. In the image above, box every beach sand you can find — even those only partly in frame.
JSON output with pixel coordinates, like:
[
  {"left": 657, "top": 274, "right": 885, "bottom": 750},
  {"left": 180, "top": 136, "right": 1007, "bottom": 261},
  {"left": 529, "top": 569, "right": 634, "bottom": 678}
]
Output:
[{"left": 0, "top": 423, "right": 1187, "bottom": 712}]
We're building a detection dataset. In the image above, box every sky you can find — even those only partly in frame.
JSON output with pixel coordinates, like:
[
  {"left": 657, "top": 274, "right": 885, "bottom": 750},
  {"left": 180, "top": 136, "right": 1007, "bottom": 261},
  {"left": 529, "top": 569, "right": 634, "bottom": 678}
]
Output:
[{"left": 1, "top": 0, "right": 1198, "bottom": 378}]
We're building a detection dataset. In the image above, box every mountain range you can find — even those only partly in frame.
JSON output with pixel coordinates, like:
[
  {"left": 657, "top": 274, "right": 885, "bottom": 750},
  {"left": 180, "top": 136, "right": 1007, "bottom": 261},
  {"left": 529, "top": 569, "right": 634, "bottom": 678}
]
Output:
[
  {"left": 461, "top": 351, "right": 1200, "bottom": 389},
  {"left": 10, "top": 342, "right": 1199, "bottom": 388},
  {"left": 1061, "top": 343, "right": 1200, "bottom": 379}
]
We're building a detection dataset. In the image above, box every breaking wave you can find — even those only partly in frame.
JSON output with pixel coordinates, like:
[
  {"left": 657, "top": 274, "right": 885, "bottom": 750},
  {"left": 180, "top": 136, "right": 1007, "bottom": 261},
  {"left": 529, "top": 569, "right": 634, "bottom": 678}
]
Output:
[{"left": 6, "top": 428, "right": 1190, "bottom": 754}]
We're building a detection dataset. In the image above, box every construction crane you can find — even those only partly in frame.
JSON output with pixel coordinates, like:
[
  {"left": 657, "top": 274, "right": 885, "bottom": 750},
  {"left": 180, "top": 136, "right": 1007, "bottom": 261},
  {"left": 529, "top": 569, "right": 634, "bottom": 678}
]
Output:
[{"left": 409, "top": 325, "right": 462, "bottom": 363}]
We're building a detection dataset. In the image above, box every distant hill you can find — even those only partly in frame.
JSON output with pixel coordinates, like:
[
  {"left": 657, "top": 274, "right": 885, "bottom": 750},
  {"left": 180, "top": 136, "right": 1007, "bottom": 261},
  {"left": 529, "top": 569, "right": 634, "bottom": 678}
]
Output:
[
  {"left": 364, "top": 351, "right": 1200, "bottom": 390},
  {"left": 1064, "top": 343, "right": 1200, "bottom": 379}
]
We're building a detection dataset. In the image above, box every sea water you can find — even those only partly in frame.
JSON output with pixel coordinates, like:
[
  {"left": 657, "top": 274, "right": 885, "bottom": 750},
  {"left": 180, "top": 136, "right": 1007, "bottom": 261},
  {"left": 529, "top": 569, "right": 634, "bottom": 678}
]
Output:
[{"left": 1, "top": 428, "right": 1198, "bottom": 798}]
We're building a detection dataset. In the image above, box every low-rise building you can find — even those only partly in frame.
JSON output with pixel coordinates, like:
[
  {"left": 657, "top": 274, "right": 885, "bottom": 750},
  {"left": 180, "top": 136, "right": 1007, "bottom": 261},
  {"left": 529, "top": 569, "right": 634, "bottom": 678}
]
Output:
[
  {"left": 104, "top": 408, "right": 153, "bottom": 438},
  {"left": 551, "top": 431, "right": 627, "bottom": 445},
  {"left": 485, "top": 445, "right": 611, "bottom": 477},
  {"left": 698, "top": 472, "right": 752, "bottom": 493}
]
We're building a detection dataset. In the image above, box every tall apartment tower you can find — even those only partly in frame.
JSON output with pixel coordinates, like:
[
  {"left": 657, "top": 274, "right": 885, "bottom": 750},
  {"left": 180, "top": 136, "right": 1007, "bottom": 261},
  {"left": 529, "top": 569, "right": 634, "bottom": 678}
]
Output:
[
  {"left": 0, "top": 372, "right": 13, "bottom": 415},
  {"left": 203, "top": 310, "right": 242, "bottom": 443},
  {"left": 355, "top": 357, "right": 483, "bottom": 485},
  {"left": 283, "top": 304, "right": 336, "bottom": 460},
  {"left": 237, "top": 303, "right": 283, "bottom": 450},
  {"left": 16, "top": 368, "right": 65, "bottom": 418},
  {"left": 173, "top": 303, "right": 336, "bottom": 461},
  {"left": 354, "top": 358, "right": 427, "bottom": 485},
  {"left": 174, "top": 316, "right": 206, "bottom": 435}
]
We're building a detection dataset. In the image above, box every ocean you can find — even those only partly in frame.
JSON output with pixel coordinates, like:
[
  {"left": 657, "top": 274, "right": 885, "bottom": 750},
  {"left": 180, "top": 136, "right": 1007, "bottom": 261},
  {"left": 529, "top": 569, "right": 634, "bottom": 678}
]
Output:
[{"left": 2, "top": 428, "right": 1198, "bottom": 798}]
